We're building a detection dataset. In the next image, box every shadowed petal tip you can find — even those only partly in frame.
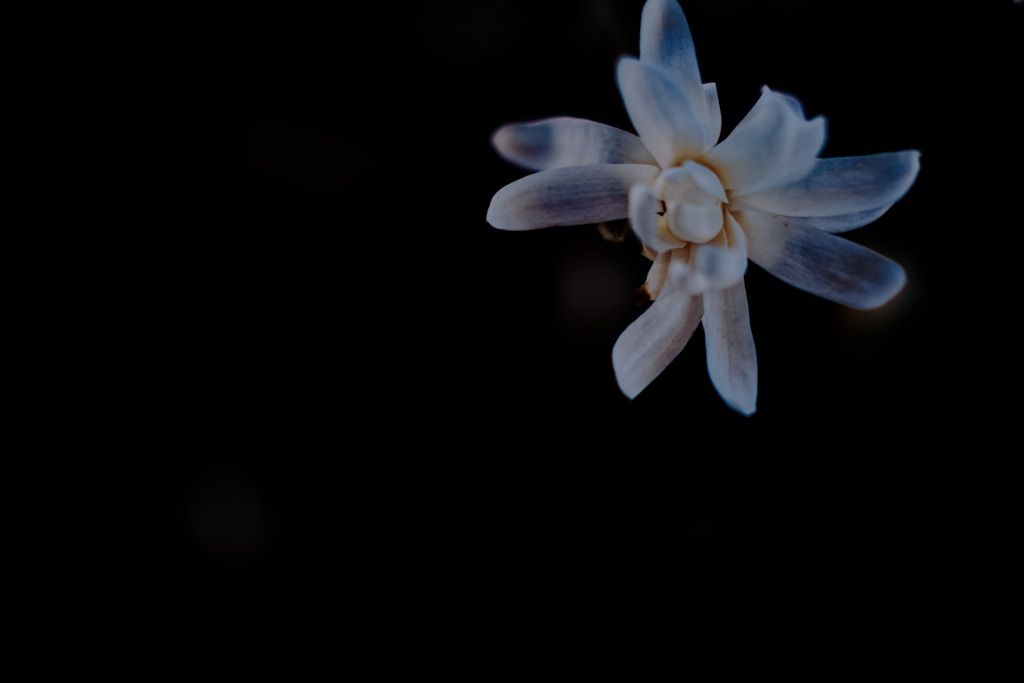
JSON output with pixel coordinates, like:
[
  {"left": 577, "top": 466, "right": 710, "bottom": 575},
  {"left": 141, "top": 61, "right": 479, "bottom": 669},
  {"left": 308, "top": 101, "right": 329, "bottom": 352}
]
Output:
[
  {"left": 490, "top": 125, "right": 513, "bottom": 155},
  {"left": 485, "top": 195, "right": 507, "bottom": 230},
  {"left": 615, "top": 55, "right": 640, "bottom": 78},
  {"left": 612, "top": 332, "right": 648, "bottom": 399},
  {"left": 728, "top": 400, "right": 757, "bottom": 416},
  {"left": 909, "top": 149, "right": 922, "bottom": 172},
  {"left": 854, "top": 261, "right": 907, "bottom": 310},
  {"left": 486, "top": 184, "right": 508, "bottom": 229}
]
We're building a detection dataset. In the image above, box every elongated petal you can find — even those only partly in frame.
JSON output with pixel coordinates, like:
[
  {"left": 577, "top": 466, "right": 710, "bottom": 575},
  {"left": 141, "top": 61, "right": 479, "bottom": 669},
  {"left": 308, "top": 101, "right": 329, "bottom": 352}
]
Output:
[
  {"left": 487, "top": 164, "right": 659, "bottom": 231},
  {"left": 707, "top": 87, "right": 826, "bottom": 195},
  {"left": 781, "top": 205, "right": 892, "bottom": 234},
  {"left": 737, "top": 210, "right": 906, "bottom": 309},
  {"left": 703, "top": 83, "right": 722, "bottom": 148},
  {"left": 703, "top": 282, "right": 757, "bottom": 415},
  {"left": 639, "top": 0, "right": 705, "bottom": 117},
  {"left": 732, "top": 151, "right": 920, "bottom": 216},
  {"left": 630, "top": 184, "right": 683, "bottom": 252},
  {"left": 612, "top": 286, "right": 704, "bottom": 398},
  {"left": 617, "top": 57, "right": 708, "bottom": 168},
  {"left": 492, "top": 117, "right": 657, "bottom": 171}
]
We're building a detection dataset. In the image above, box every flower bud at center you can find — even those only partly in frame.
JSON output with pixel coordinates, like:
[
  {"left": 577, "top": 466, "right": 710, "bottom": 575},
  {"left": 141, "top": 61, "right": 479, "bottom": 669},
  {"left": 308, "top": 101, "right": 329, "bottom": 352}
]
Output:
[{"left": 655, "top": 161, "right": 728, "bottom": 244}]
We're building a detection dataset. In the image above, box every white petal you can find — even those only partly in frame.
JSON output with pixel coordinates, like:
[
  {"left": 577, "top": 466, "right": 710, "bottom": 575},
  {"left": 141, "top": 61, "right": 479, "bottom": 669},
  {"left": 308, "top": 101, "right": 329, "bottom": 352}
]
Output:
[
  {"left": 703, "top": 282, "right": 757, "bottom": 415},
  {"left": 487, "top": 164, "right": 659, "bottom": 231},
  {"left": 707, "top": 87, "right": 826, "bottom": 195},
  {"left": 629, "top": 184, "right": 683, "bottom": 252},
  {"left": 732, "top": 151, "right": 920, "bottom": 216},
  {"left": 639, "top": 0, "right": 705, "bottom": 119},
  {"left": 737, "top": 210, "right": 906, "bottom": 310},
  {"left": 703, "top": 82, "right": 722, "bottom": 148},
  {"left": 612, "top": 286, "right": 704, "bottom": 399},
  {"left": 629, "top": 183, "right": 660, "bottom": 245},
  {"left": 644, "top": 251, "right": 672, "bottom": 300},
  {"left": 780, "top": 205, "right": 892, "bottom": 234},
  {"left": 492, "top": 117, "right": 656, "bottom": 171},
  {"left": 691, "top": 212, "right": 748, "bottom": 289},
  {"left": 657, "top": 161, "right": 727, "bottom": 204},
  {"left": 617, "top": 57, "right": 707, "bottom": 168},
  {"left": 667, "top": 247, "right": 706, "bottom": 295},
  {"left": 667, "top": 200, "right": 722, "bottom": 243}
]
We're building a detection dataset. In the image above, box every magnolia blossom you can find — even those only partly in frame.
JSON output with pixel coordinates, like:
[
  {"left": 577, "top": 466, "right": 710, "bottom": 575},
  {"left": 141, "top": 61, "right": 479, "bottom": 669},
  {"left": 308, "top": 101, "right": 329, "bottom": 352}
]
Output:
[{"left": 487, "top": 0, "right": 919, "bottom": 415}]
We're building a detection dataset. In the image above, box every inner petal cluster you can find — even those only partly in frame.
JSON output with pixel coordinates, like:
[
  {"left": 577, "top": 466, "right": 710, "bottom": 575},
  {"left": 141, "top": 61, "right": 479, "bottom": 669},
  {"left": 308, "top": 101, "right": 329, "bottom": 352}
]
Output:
[
  {"left": 630, "top": 161, "right": 748, "bottom": 299},
  {"left": 657, "top": 161, "right": 726, "bottom": 243}
]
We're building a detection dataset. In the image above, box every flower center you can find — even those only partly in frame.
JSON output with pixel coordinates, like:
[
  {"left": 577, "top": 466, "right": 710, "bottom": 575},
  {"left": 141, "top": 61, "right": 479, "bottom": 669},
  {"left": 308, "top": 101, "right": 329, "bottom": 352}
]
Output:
[
  {"left": 637, "top": 161, "right": 748, "bottom": 299},
  {"left": 653, "top": 160, "right": 728, "bottom": 246}
]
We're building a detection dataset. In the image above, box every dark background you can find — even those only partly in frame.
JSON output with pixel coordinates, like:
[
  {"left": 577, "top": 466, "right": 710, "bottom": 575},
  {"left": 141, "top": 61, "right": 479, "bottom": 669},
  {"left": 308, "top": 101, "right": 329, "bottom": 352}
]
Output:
[{"left": 7, "top": 0, "right": 1018, "bottom": 677}]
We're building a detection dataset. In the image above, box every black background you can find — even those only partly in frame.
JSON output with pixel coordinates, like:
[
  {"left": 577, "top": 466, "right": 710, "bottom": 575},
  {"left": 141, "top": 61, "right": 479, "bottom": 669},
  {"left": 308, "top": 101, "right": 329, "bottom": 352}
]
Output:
[{"left": 8, "top": 0, "right": 1019, "bottom": 677}]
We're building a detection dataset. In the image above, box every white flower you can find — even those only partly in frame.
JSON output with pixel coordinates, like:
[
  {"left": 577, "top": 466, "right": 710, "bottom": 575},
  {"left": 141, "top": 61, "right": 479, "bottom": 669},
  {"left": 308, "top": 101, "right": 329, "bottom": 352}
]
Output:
[{"left": 486, "top": 0, "right": 919, "bottom": 415}]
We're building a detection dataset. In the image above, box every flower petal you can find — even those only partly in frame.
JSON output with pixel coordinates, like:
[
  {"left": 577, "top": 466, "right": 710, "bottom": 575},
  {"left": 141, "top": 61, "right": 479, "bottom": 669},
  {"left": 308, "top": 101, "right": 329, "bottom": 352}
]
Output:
[
  {"left": 703, "top": 282, "right": 757, "bottom": 415},
  {"left": 703, "top": 82, "right": 722, "bottom": 148},
  {"left": 657, "top": 161, "right": 727, "bottom": 204},
  {"left": 629, "top": 184, "right": 683, "bottom": 252},
  {"left": 612, "top": 286, "right": 704, "bottom": 399},
  {"left": 780, "top": 205, "right": 893, "bottom": 234},
  {"left": 732, "top": 151, "right": 920, "bottom": 216},
  {"left": 643, "top": 251, "right": 672, "bottom": 300},
  {"left": 737, "top": 210, "right": 906, "bottom": 310},
  {"left": 639, "top": 0, "right": 706, "bottom": 120},
  {"left": 691, "top": 211, "right": 748, "bottom": 289},
  {"left": 492, "top": 117, "right": 657, "bottom": 171},
  {"left": 707, "top": 86, "right": 826, "bottom": 195},
  {"left": 487, "top": 164, "right": 659, "bottom": 231},
  {"left": 668, "top": 201, "right": 722, "bottom": 244},
  {"left": 617, "top": 57, "right": 708, "bottom": 168},
  {"left": 665, "top": 247, "right": 700, "bottom": 295}
]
